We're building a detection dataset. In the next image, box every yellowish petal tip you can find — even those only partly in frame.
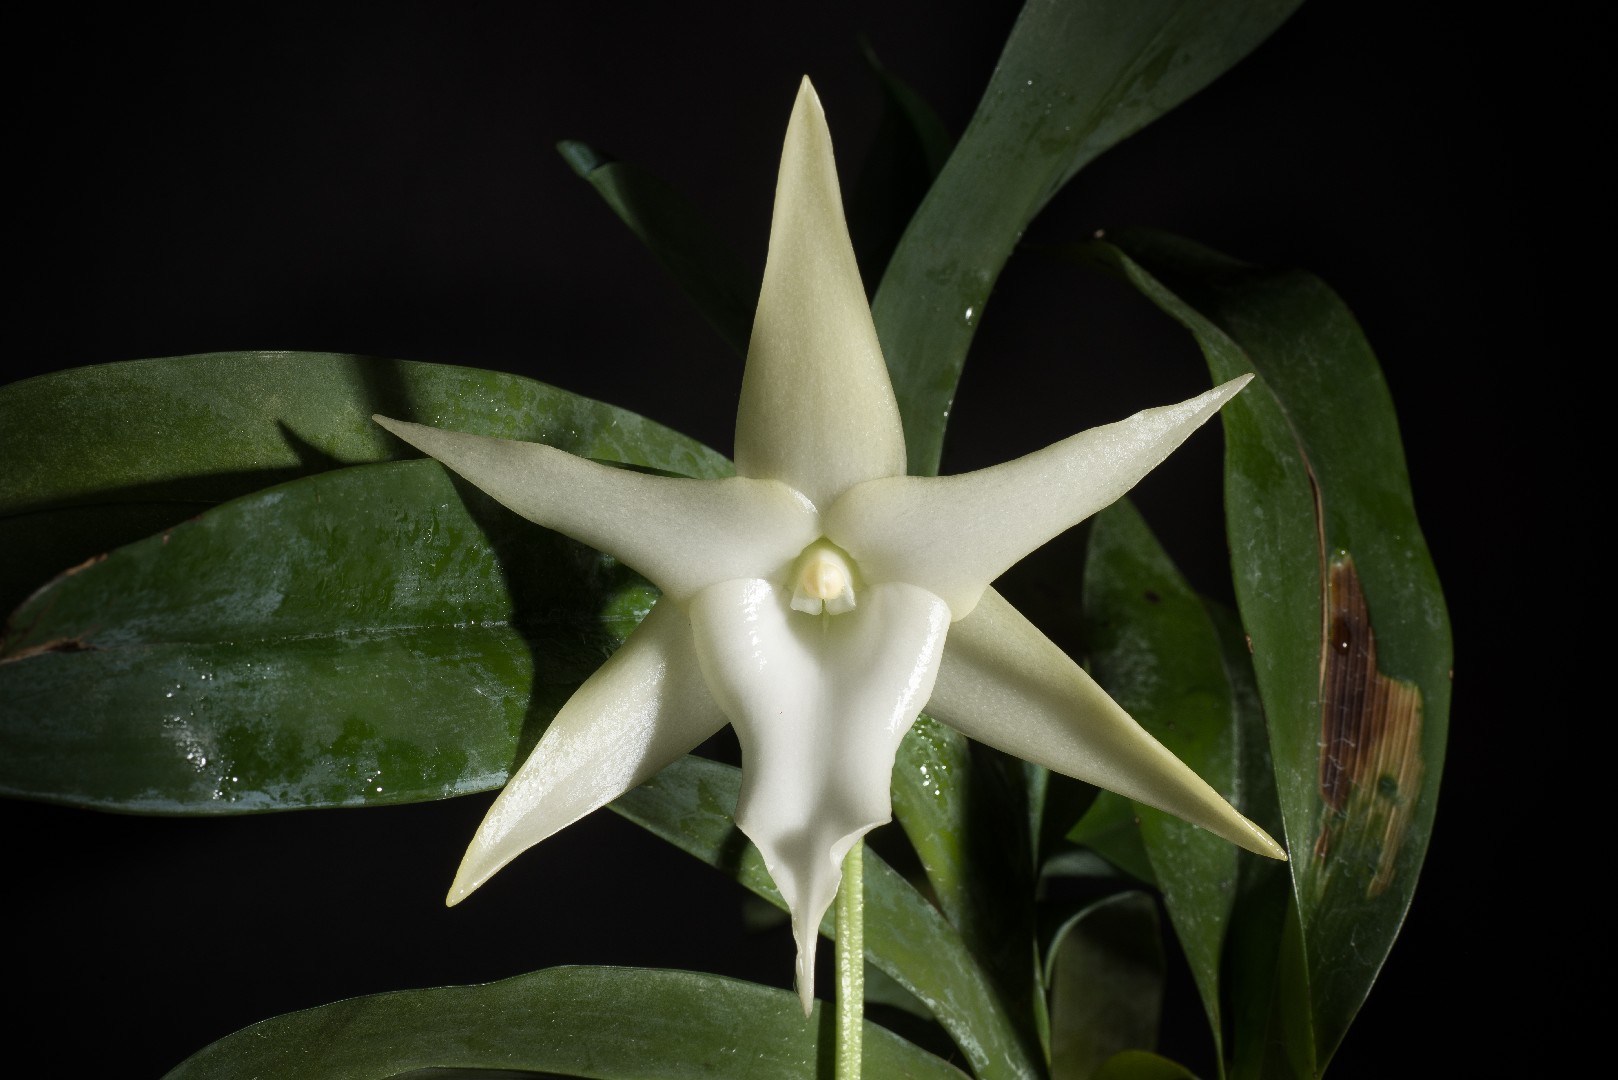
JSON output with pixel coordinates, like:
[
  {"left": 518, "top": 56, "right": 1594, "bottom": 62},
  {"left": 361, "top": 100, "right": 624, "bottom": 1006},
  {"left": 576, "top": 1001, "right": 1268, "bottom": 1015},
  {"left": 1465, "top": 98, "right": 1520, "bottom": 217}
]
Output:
[{"left": 1242, "top": 815, "right": 1288, "bottom": 861}]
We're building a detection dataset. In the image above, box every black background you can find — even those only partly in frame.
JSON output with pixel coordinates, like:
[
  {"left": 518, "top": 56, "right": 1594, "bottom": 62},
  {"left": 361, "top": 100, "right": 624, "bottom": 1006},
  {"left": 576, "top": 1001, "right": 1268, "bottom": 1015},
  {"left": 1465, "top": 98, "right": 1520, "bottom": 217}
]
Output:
[{"left": 7, "top": 2, "right": 1574, "bottom": 1075}]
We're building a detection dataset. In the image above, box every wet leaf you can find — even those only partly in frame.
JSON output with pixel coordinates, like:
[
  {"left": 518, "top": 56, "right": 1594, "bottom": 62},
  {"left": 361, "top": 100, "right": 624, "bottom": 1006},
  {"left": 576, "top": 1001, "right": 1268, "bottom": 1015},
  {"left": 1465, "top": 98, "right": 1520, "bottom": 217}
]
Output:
[
  {"left": 889, "top": 715, "right": 1039, "bottom": 1037},
  {"left": 163, "top": 966, "right": 969, "bottom": 1080},
  {"left": 0, "top": 352, "right": 728, "bottom": 614},
  {"left": 1084, "top": 231, "right": 1452, "bottom": 1072},
  {"left": 0, "top": 460, "right": 654, "bottom": 812},
  {"left": 873, "top": 0, "right": 1302, "bottom": 474}
]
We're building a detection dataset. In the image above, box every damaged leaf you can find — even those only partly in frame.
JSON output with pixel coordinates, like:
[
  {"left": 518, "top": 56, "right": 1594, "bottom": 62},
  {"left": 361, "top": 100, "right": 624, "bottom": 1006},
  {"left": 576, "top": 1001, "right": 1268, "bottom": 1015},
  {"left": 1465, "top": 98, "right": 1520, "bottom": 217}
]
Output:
[{"left": 1081, "top": 230, "right": 1451, "bottom": 1073}]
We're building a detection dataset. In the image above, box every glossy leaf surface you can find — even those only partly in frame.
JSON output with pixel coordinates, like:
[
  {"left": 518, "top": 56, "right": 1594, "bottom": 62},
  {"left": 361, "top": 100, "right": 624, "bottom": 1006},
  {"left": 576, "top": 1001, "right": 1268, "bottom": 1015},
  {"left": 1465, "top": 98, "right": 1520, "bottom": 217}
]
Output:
[
  {"left": 0, "top": 459, "right": 653, "bottom": 812},
  {"left": 0, "top": 352, "right": 728, "bottom": 613},
  {"left": 1087, "top": 231, "right": 1452, "bottom": 1072},
  {"left": 872, "top": 0, "right": 1302, "bottom": 474},
  {"left": 614, "top": 754, "right": 1043, "bottom": 1080},
  {"left": 164, "top": 966, "right": 969, "bottom": 1080},
  {"left": 1082, "top": 500, "right": 1244, "bottom": 1059},
  {"left": 890, "top": 715, "right": 1038, "bottom": 1032}
]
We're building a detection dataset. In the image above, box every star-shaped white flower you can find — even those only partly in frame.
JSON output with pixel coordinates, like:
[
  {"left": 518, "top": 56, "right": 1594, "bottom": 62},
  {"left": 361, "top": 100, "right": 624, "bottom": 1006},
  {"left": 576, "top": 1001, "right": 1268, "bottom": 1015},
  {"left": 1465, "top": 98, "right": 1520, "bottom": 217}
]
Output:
[{"left": 376, "top": 78, "right": 1284, "bottom": 1013}]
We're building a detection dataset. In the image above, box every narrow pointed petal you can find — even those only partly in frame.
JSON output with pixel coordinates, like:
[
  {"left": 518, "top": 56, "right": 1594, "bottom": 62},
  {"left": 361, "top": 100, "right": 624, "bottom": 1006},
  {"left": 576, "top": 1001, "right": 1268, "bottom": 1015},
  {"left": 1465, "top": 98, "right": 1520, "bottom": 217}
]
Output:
[
  {"left": 928, "top": 588, "right": 1285, "bottom": 859},
  {"left": 449, "top": 600, "right": 728, "bottom": 904},
  {"left": 686, "top": 578, "right": 951, "bottom": 1008},
  {"left": 827, "top": 376, "right": 1252, "bottom": 618},
  {"left": 376, "top": 415, "right": 817, "bottom": 600},
  {"left": 734, "top": 78, "right": 906, "bottom": 507}
]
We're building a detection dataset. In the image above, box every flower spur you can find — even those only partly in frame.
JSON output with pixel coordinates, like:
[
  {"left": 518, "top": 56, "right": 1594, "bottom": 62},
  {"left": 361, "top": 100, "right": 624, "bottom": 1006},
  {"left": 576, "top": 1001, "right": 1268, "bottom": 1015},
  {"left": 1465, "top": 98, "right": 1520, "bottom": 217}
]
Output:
[{"left": 375, "top": 78, "right": 1284, "bottom": 1014}]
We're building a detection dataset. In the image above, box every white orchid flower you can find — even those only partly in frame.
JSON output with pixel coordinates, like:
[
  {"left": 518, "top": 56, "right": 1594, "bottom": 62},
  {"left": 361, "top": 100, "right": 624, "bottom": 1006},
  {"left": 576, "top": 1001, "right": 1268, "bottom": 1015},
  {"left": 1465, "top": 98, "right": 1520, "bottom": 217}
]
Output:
[{"left": 376, "top": 77, "right": 1284, "bottom": 1013}]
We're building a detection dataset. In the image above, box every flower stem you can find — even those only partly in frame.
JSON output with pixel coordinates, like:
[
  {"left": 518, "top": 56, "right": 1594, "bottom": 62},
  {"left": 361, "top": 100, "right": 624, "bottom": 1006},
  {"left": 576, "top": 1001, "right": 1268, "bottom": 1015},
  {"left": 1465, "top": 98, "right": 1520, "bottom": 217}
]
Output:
[{"left": 835, "top": 838, "right": 864, "bottom": 1080}]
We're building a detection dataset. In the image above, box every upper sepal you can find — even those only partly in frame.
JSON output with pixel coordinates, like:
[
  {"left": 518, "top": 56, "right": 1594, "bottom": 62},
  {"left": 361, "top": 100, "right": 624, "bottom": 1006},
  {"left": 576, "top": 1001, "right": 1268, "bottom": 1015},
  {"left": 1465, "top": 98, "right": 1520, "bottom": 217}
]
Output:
[{"left": 734, "top": 78, "right": 907, "bottom": 509}]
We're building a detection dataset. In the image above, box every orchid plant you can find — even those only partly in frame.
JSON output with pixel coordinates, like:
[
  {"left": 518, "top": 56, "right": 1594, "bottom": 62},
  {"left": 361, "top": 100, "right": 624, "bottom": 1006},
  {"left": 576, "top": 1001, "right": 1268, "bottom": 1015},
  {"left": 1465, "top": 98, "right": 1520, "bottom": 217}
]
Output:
[{"left": 0, "top": 3, "right": 1450, "bottom": 1079}]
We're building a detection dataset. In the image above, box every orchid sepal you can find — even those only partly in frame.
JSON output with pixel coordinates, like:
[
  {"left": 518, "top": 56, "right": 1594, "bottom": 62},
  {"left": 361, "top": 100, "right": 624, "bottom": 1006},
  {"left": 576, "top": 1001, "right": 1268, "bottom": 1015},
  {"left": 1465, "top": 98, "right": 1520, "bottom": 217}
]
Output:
[
  {"left": 825, "top": 375, "right": 1253, "bottom": 618},
  {"left": 930, "top": 588, "right": 1286, "bottom": 861},
  {"left": 447, "top": 599, "right": 728, "bottom": 903},
  {"left": 735, "top": 77, "right": 907, "bottom": 509}
]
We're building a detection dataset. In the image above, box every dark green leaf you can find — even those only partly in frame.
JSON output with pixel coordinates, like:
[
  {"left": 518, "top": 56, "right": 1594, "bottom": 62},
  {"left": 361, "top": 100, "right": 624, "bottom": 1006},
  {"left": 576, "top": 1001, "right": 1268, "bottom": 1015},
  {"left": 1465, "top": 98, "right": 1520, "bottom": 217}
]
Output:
[
  {"left": 873, "top": 0, "right": 1302, "bottom": 475},
  {"left": 163, "top": 966, "right": 969, "bottom": 1080},
  {"left": 1205, "top": 599, "right": 1298, "bottom": 1080},
  {"left": 1082, "top": 500, "right": 1243, "bottom": 1060},
  {"left": 558, "top": 142, "right": 757, "bottom": 357},
  {"left": 1092, "top": 1050, "right": 1199, "bottom": 1080},
  {"left": 1085, "top": 231, "right": 1452, "bottom": 1073},
  {"left": 847, "top": 40, "right": 956, "bottom": 285},
  {"left": 1046, "top": 891, "right": 1165, "bottom": 1080},
  {"left": 1066, "top": 791, "right": 1155, "bottom": 887},
  {"left": 890, "top": 716, "right": 1038, "bottom": 1027},
  {"left": 0, "top": 352, "right": 729, "bottom": 614},
  {"left": 614, "top": 755, "right": 1043, "bottom": 1080},
  {"left": 890, "top": 717, "right": 977, "bottom": 923},
  {"left": 0, "top": 459, "right": 652, "bottom": 812}
]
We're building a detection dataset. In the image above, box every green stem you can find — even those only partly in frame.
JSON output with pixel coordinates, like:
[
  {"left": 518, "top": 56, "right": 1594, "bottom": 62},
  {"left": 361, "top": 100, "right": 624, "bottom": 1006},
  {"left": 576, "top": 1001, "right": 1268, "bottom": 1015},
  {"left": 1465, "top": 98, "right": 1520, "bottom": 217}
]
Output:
[{"left": 835, "top": 838, "right": 865, "bottom": 1080}]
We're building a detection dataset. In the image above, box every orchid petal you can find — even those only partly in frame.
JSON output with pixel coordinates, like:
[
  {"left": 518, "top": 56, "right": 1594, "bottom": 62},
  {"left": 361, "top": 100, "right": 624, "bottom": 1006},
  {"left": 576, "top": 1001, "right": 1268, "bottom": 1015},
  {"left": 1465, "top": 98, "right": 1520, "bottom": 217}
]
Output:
[
  {"left": 375, "top": 415, "right": 818, "bottom": 600},
  {"left": 686, "top": 578, "right": 951, "bottom": 1012},
  {"left": 448, "top": 599, "right": 729, "bottom": 904},
  {"left": 929, "top": 588, "right": 1285, "bottom": 860},
  {"left": 734, "top": 78, "right": 907, "bottom": 508},
  {"left": 826, "top": 376, "right": 1252, "bottom": 618}
]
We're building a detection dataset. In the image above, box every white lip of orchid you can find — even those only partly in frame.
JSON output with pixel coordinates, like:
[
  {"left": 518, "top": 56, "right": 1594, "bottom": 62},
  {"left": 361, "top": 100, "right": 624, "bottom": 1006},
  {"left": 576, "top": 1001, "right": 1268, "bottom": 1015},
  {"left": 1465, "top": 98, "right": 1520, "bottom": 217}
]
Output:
[{"left": 373, "top": 76, "right": 1285, "bottom": 1017}]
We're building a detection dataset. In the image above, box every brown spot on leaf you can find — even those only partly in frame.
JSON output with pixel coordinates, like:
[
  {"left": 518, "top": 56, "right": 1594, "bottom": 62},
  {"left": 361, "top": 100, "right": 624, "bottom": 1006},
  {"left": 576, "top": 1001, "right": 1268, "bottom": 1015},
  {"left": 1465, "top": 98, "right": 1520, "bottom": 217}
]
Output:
[
  {"left": 0, "top": 635, "right": 98, "bottom": 664},
  {"left": 1312, "top": 554, "right": 1423, "bottom": 897}
]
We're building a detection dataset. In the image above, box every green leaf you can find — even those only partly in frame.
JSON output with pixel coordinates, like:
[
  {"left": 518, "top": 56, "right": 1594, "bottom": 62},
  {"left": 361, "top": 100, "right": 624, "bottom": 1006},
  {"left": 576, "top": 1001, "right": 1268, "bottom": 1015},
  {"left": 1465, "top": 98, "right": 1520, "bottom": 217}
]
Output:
[
  {"left": 1085, "top": 231, "right": 1452, "bottom": 1073},
  {"left": 1204, "top": 599, "right": 1298, "bottom": 1080},
  {"left": 890, "top": 716, "right": 1038, "bottom": 1031},
  {"left": 163, "top": 966, "right": 970, "bottom": 1080},
  {"left": 1082, "top": 500, "right": 1244, "bottom": 1062},
  {"left": 1046, "top": 891, "right": 1165, "bottom": 1080},
  {"left": 0, "top": 459, "right": 654, "bottom": 811},
  {"left": 1092, "top": 1050, "right": 1199, "bottom": 1080},
  {"left": 1066, "top": 790, "right": 1155, "bottom": 887},
  {"left": 872, "top": 0, "right": 1302, "bottom": 475},
  {"left": 847, "top": 39, "right": 956, "bottom": 285},
  {"left": 0, "top": 352, "right": 729, "bottom": 614},
  {"left": 558, "top": 141, "right": 757, "bottom": 357},
  {"left": 614, "top": 755, "right": 1043, "bottom": 1080}
]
